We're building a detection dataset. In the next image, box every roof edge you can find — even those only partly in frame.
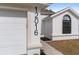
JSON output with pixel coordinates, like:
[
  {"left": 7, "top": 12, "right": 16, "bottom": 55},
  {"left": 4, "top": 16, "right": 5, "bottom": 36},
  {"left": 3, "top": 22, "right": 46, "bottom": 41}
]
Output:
[{"left": 50, "top": 7, "right": 79, "bottom": 18}]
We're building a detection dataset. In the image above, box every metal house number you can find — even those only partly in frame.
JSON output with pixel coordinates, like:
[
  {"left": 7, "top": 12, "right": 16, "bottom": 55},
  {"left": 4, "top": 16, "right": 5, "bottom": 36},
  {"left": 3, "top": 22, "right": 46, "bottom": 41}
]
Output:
[{"left": 34, "top": 7, "right": 39, "bottom": 36}]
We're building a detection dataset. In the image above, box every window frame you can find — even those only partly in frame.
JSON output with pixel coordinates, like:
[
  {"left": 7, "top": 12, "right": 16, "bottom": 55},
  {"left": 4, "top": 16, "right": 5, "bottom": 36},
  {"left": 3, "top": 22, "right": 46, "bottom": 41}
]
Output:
[{"left": 62, "top": 15, "right": 71, "bottom": 34}]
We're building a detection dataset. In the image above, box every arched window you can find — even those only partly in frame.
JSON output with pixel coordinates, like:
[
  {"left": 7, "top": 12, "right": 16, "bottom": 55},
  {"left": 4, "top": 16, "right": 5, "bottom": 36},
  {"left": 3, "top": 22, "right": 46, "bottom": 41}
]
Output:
[{"left": 63, "top": 15, "right": 71, "bottom": 34}]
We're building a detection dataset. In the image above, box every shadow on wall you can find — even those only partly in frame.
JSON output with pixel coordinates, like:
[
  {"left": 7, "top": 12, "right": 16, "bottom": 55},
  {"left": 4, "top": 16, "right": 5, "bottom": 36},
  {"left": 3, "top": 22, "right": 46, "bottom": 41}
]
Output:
[{"left": 41, "top": 17, "right": 53, "bottom": 40}]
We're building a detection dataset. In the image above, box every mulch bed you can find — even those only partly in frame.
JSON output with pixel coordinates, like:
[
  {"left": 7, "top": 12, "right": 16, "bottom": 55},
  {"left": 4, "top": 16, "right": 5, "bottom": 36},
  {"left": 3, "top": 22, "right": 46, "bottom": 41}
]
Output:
[{"left": 47, "top": 39, "right": 79, "bottom": 55}]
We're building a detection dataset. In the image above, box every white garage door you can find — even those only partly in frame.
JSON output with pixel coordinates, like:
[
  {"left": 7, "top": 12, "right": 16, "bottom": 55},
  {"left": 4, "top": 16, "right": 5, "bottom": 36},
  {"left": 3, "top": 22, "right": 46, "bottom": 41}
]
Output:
[{"left": 0, "top": 10, "right": 26, "bottom": 55}]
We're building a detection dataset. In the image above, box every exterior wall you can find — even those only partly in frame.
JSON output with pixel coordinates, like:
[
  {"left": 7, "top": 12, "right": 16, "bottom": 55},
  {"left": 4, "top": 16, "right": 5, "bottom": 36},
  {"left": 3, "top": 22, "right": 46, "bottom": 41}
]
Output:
[
  {"left": 27, "top": 10, "right": 42, "bottom": 55},
  {"left": 41, "top": 20, "right": 45, "bottom": 35},
  {"left": 41, "top": 15, "right": 48, "bottom": 19},
  {"left": 41, "top": 18, "right": 52, "bottom": 39},
  {"left": 41, "top": 15, "right": 49, "bottom": 37},
  {"left": 0, "top": 4, "right": 48, "bottom": 55},
  {"left": 52, "top": 11, "right": 79, "bottom": 40}
]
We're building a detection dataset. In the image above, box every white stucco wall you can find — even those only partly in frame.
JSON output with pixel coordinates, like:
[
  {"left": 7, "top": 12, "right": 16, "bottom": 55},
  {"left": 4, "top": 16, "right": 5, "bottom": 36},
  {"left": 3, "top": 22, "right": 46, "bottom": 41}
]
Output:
[
  {"left": 52, "top": 11, "right": 79, "bottom": 40},
  {"left": 42, "top": 11, "right": 79, "bottom": 40},
  {"left": 41, "top": 15, "right": 49, "bottom": 36},
  {"left": 41, "top": 20, "right": 45, "bottom": 35},
  {"left": 27, "top": 11, "right": 42, "bottom": 55},
  {"left": 41, "top": 17, "right": 52, "bottom": 39},
  {"left": 41, "top": 15, "right": 48, "bottom": 20}
]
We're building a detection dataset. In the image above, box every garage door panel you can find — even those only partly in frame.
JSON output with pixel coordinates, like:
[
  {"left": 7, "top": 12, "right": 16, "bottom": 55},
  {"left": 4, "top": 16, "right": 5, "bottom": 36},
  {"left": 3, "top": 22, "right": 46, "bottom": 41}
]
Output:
[
  {"left": 0, "top": 18, "right": 26, "bottom": 26},
  {"left": 0, "top": 11, "right": 27, "bottom": 54},
  {"left": 0, "top": 48, "right": 26, "bottom": 55}
]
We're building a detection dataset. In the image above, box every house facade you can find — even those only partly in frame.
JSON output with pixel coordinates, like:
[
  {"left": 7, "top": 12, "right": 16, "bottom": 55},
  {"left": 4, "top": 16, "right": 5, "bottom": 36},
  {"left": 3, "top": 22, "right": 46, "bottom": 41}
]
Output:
[
  {"left": 0, "top": 3, "right": 48, "bottom": 55},
  {"left": 42, "top": 8, "right": 79, "bottom": 40}
]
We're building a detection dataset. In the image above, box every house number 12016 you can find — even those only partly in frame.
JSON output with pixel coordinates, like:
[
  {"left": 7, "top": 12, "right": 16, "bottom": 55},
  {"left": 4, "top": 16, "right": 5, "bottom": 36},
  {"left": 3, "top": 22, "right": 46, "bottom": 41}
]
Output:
[{"left": 34, "top": 7, "right": 39, "bottom": 36}]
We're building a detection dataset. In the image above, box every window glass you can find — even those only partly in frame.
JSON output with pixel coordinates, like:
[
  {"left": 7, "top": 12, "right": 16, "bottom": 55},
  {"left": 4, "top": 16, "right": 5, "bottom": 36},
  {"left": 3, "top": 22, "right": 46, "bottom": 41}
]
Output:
[{"left": 63, "top": 15, "right": 71, "bottom": 34}]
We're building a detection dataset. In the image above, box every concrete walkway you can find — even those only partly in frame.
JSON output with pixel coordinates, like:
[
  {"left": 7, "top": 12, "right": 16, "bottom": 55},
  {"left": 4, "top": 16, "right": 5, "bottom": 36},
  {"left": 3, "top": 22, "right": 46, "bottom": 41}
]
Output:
[{"left": 41, "top": 40, "right": 63, "bottom": 55}]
